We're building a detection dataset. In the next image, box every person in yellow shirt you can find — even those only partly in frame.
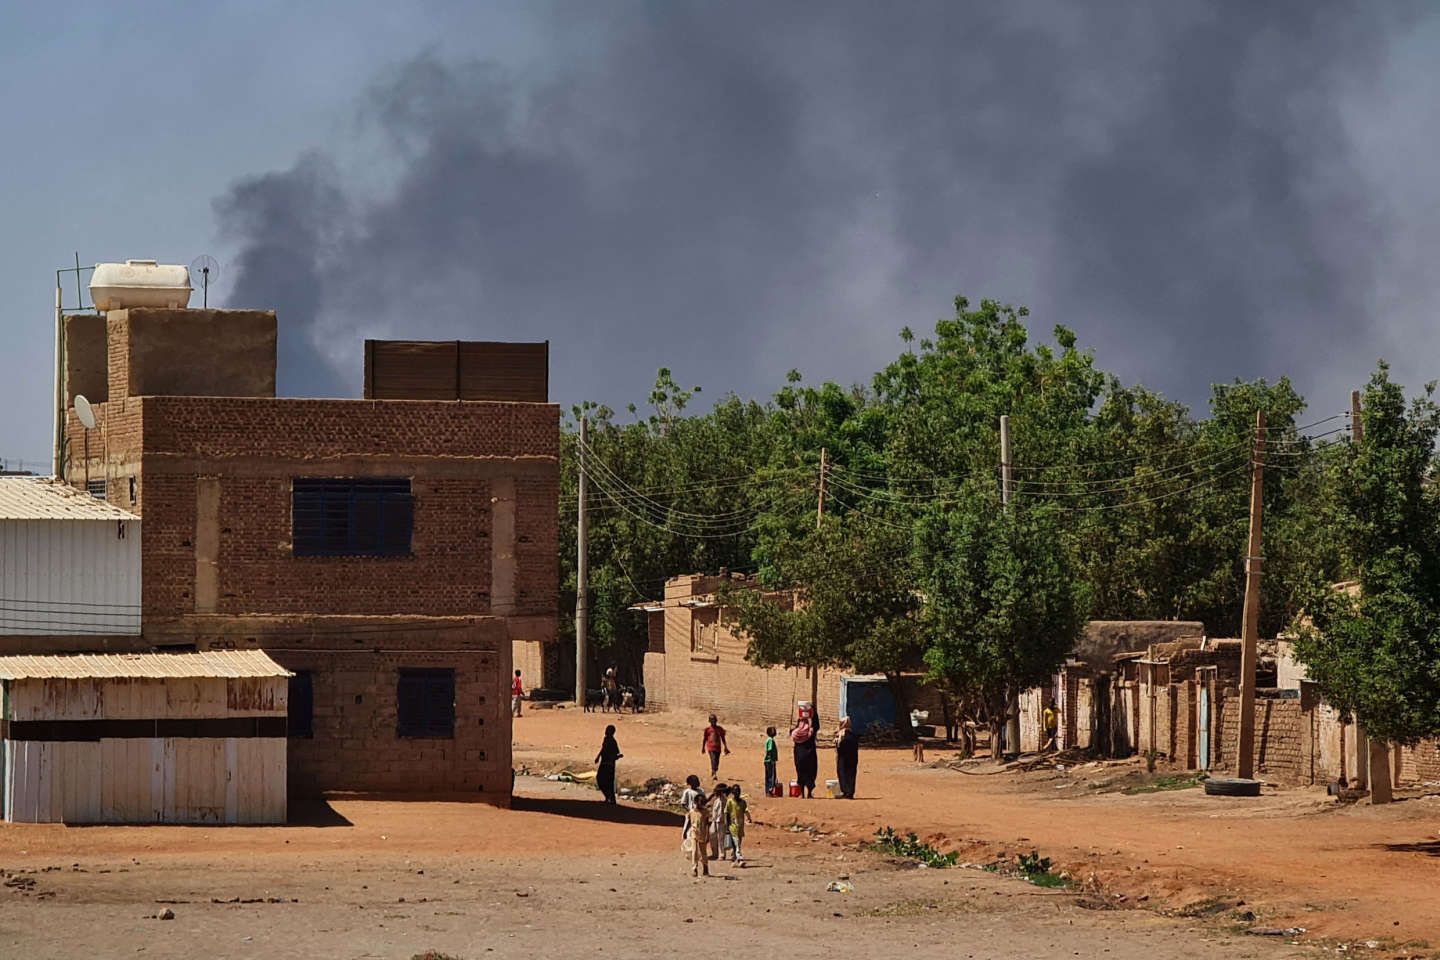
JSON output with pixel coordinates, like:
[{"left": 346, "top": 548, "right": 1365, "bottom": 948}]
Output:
[{"left": 1041, "top": 701, "right": 1059, "bottom": 753}]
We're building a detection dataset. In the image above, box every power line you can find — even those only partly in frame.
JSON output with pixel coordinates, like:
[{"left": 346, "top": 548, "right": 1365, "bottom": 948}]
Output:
[{"left": 576, "top": 438, "right": 781, "bottom": 527}]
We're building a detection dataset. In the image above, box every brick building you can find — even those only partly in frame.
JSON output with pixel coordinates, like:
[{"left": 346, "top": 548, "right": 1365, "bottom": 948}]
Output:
[
  {"left": 641, "top": 572, "right": 946, "bottom": 732},
  {"left": 58, "top": 307, "right": 558, "bottom": 800},
  {"left": 641, "top": 573, "right": 846, "bottom": 727}
]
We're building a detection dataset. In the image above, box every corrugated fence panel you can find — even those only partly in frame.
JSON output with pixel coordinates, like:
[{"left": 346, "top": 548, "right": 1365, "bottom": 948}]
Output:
[{"left": 0, "top": 518, "right": 141, "bottom": 636}]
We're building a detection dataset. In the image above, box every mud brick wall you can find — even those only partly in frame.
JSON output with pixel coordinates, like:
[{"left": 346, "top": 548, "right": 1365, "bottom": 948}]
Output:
[
  {"left": 257, "top": 626, "right": 510, "bottom": 797},
  {"left": 64, "top": 399, "right": 144, "bottom": 509},
  {"left": 131, "top": 396, "right": 558, "bottom": 621},
  {"left": 139, "top": 396, "right": 557, "bottom": 461},
  {"left": 512, "top": 639, "right": 546, "bottom": 696},
  {"left": 644, "top": 603, "right": 846, "bottom": 729},
  {"left": 1216, "top": 696, "right": 1311, "bottom": 784}
]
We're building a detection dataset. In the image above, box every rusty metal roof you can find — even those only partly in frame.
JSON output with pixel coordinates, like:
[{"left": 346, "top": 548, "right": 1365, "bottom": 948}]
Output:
[
  {"left": 0, "top": 477, "right": 138, "bottom": 521},
  {"left": 0, "top": 649, "right": 291, "bottom": 680}
]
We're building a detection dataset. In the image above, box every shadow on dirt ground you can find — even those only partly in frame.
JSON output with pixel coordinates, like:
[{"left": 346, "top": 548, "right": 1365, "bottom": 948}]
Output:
[{"left": 511, "top": 794, "right": 685, "bottom": 827}]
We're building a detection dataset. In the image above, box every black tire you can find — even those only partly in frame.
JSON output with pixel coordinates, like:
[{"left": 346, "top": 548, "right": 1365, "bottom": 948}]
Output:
[{"left": 1203, "top": 777, "right": 1262, "bottom": 797}]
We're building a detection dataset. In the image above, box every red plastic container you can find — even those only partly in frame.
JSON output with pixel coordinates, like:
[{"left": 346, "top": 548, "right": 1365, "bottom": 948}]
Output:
[{"left": 788, "top": 781, "right": 801, "bottom": 798}]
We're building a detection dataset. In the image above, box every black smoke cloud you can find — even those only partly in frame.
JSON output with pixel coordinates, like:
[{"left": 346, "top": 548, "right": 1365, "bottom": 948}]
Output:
[{"left": 214, "top": 2, "right": 1416, "bottom": 412}]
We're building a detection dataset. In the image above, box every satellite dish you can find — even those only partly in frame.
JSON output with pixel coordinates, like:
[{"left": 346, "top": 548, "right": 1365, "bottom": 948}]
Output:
[
  {"left": 189, "top": 255, "right": 220, "bottom": 308},
  {"left": 74, "top": 394, "right": 96, "bottom": 430}
]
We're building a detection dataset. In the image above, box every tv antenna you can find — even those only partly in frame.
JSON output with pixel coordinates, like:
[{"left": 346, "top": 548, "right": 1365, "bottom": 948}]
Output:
[{"left": 190, "top": 255, "right": 220, "bottom": 308}]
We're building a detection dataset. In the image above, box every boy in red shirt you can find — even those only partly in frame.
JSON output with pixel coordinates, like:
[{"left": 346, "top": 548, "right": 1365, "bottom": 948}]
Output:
[
  {"left": 701, "top": 714, "right": 730, "bottom": 778},
  {"left": 511, "top": 670, "right": 524, "bottom": 717}
]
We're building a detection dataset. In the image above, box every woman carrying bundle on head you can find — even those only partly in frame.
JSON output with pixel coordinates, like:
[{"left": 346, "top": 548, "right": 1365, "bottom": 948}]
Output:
[{"left": 791, "top": 701, "right": 819, "bottom": 799}]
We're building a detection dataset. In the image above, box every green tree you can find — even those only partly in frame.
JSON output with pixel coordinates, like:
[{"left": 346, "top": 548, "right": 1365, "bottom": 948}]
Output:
[
  {"left": 1292, "top": 365, "right": 1440, "bottom": 744},
  {"left": 916, "top": 482, "right": 1086, "bottom": 758},
  {"left": 721, "top": 512, "right": 925, "bottom": 728}
]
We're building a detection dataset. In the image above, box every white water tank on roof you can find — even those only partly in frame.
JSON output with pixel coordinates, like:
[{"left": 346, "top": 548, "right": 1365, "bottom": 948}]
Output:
[{"left": 89, "top": 260, "right": 192, "bottom": 311}]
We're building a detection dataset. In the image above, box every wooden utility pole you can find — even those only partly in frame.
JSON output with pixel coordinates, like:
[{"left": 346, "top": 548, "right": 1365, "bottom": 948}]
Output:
[
  {"left": 1236, "top": 411, "right": 1266, "bottom": 780},
  {"left": 1349, "top": 390, "right": 1395, "bottom": 804},
  {"left": 1350, "top": 389, "right": 1368, "bottom": 791},
  {"left": 816, "top": 447, "right": 828, "bottom": 529},
  {"left": 807, "top": 446, "right": 828, "bottom": 707},
  {"left": 1000, "top": 416, "right": 1021, "bottom": 758},
  {"left": 574, "top": 415, "right": 589, "bottom": 706}
]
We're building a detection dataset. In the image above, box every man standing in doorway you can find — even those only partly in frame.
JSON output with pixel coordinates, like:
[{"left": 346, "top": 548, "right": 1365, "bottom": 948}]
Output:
[{"left": 512, "top": 670, "right": 524, "bottom": 718}]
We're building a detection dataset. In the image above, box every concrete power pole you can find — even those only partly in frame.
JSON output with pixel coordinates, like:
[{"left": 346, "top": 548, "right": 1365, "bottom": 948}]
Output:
[
  {"left": 1236, "top": 411, "right": 1267, "bottom": 781},
  {"left": 575, "top": 415, "right": 589, "bottom": 706},
  {"left": 1350, "top": 391, "right": 1395, "bottom": 804},
  {"left": 1001, "top": 416, "right": 1021, "bottom": 759}
]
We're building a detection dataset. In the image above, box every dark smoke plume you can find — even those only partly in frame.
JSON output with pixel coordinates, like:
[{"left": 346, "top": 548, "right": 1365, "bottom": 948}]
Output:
[{"left": 214, "top": 2, "right": 1415, "bottom": 410}]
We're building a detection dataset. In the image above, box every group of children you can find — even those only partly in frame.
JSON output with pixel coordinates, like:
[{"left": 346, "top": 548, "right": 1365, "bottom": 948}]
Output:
[{"left": 679, "top": 775, "right": 751, "bottom": 878}]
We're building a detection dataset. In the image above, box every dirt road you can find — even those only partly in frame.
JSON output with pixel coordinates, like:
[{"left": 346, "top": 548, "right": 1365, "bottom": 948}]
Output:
[
  {"left": 2, "top": 776, "right": 1306, "bottom": 960},
  {"left": 0, "top": 705, "right": 1434, "bottom": 958},
  {"left": 515, "top": 706, "right": 1440, "bottom": 951}
]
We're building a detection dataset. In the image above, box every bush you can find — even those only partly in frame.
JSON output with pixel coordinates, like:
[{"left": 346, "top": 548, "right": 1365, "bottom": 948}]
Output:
[{"left": 872, "top": 827, "right": 959, "bottom": 868}]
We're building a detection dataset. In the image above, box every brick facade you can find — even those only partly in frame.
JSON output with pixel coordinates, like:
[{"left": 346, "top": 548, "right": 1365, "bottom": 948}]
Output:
[
  {"left": 643, "top": 574, "right": 846, "bottom": 729},
  {"left": 61, "top": 309, "right": 559, "bottom": 801}
]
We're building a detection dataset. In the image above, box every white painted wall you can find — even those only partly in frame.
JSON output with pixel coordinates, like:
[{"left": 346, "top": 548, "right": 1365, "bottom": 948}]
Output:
[{"left": 0, "top": 518, "right": 141, "bottom": 635}]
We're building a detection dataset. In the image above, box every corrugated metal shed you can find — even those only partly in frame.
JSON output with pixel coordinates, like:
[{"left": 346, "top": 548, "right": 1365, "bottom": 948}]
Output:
[
  {"left": 0, "top": 477, "right": 138, "bottom": 520},
  {"left": 0, "top": 649, "right": 290, "bottom": 680}
]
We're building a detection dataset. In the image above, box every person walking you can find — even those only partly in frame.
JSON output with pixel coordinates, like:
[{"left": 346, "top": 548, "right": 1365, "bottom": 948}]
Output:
[
  {"left": 762, "top": 726, "right": 779, "bottom": 796},
  {"left": 595, "top": 724, "right": 622, "bottom": 804},
  {"left": 834, "top": 716, "right": 860, "bottom": 800},
  {"left": 708, "top": 783, "right": 730, "bottom": 861},
  {"left": 679, "top": 774, "right": 706, "bottom": 841},
  {"left": 791, "top": 702, "right": 819, "bottom": 798},
  {"left": 602, "top": 667, "right": 619, "bottom": 713},
  {"left": 1041, "top": 699, "right": 1060, "bottom": 753},
  {"left": 685, "top": 799, "right": 711, "bottom": 878},
  {"left": 725, "top": 784, "right": 751, "bottom": 864},
  {"left": 511, "top": 670, "right": 524, "bottom": 718},
  {"left": 701, "top": 714, "right": 730, "bottom": 778}
]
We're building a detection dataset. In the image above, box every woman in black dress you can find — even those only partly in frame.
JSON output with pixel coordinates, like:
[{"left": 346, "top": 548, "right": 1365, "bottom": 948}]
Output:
[
  {"left": 595, "top": 724, "right": 622, "bottom": 804},
  {"left": 791, "top": 703, "right": 819, "bottom": 798},
  {"left": 835, "top": 716, "right": 859, "bottom": 799}
]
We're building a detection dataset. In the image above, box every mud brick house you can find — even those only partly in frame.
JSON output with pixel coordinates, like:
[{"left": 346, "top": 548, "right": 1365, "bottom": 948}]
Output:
[
  {"left": 58, "top": 309, "right": 558, "bottom": 800},
  {"left": 640, "top": 572, "right": 943, "bottom": 732}
]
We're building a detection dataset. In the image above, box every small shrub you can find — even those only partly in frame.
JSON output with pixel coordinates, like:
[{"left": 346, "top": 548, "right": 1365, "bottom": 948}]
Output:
[
  {"left": 1123, "top": 773, "right": 1202, "bottom": 795},
  {"left": 872, "top": 827, "right": 959, "bottom": 868},
  {"left": 1016, "top": 849, "right": 1068, "bottom": 888}
]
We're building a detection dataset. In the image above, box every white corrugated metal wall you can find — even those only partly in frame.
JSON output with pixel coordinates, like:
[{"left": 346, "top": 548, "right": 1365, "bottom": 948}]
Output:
[
  {"left": 2, "top": 674, "right": 288, "bottom": 824},
  {"left": 0, "top": 518, "right": 141, "bottom": 635}
]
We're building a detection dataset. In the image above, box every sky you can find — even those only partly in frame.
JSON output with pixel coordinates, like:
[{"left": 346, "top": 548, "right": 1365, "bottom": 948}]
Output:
[{"left": 3, "top": 1, "right": 1439, "bottom": 470}]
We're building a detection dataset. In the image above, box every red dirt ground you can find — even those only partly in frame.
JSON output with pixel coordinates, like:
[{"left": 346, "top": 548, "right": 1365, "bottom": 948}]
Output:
[{"left": 515, "top": 705, "right": 1440, "bottom": 948}]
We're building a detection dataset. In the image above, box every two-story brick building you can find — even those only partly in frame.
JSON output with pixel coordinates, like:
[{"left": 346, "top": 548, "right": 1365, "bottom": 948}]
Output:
[{"left": 58, "top": 306, "right": 558, "bottom": 801}]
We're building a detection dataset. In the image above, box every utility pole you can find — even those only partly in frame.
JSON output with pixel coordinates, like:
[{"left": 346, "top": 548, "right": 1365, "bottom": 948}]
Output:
[
  {"left": 1236, "top": 411, "right": 1266, "bottom": 780},
  {"left": 816, "top": 447, "right": 828, "bottom": 529},
  {"left": 1001, "top": 415, "right": 1021, "bottom": 759},
  {"left": 574, "top": 415, "right": 589, "bottom": 706},
  {"left": 53, "top": 284, "right": 64, "bottom": 478},
  {"left": 1349, "top": 390, "right": 1394, "bottom": 804},
  {"left": 1350, "top": 389, "right": 1368, "bottom": 792},
  {"left": 808, "top": 446, "right": 828, "bottom": 707}
]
